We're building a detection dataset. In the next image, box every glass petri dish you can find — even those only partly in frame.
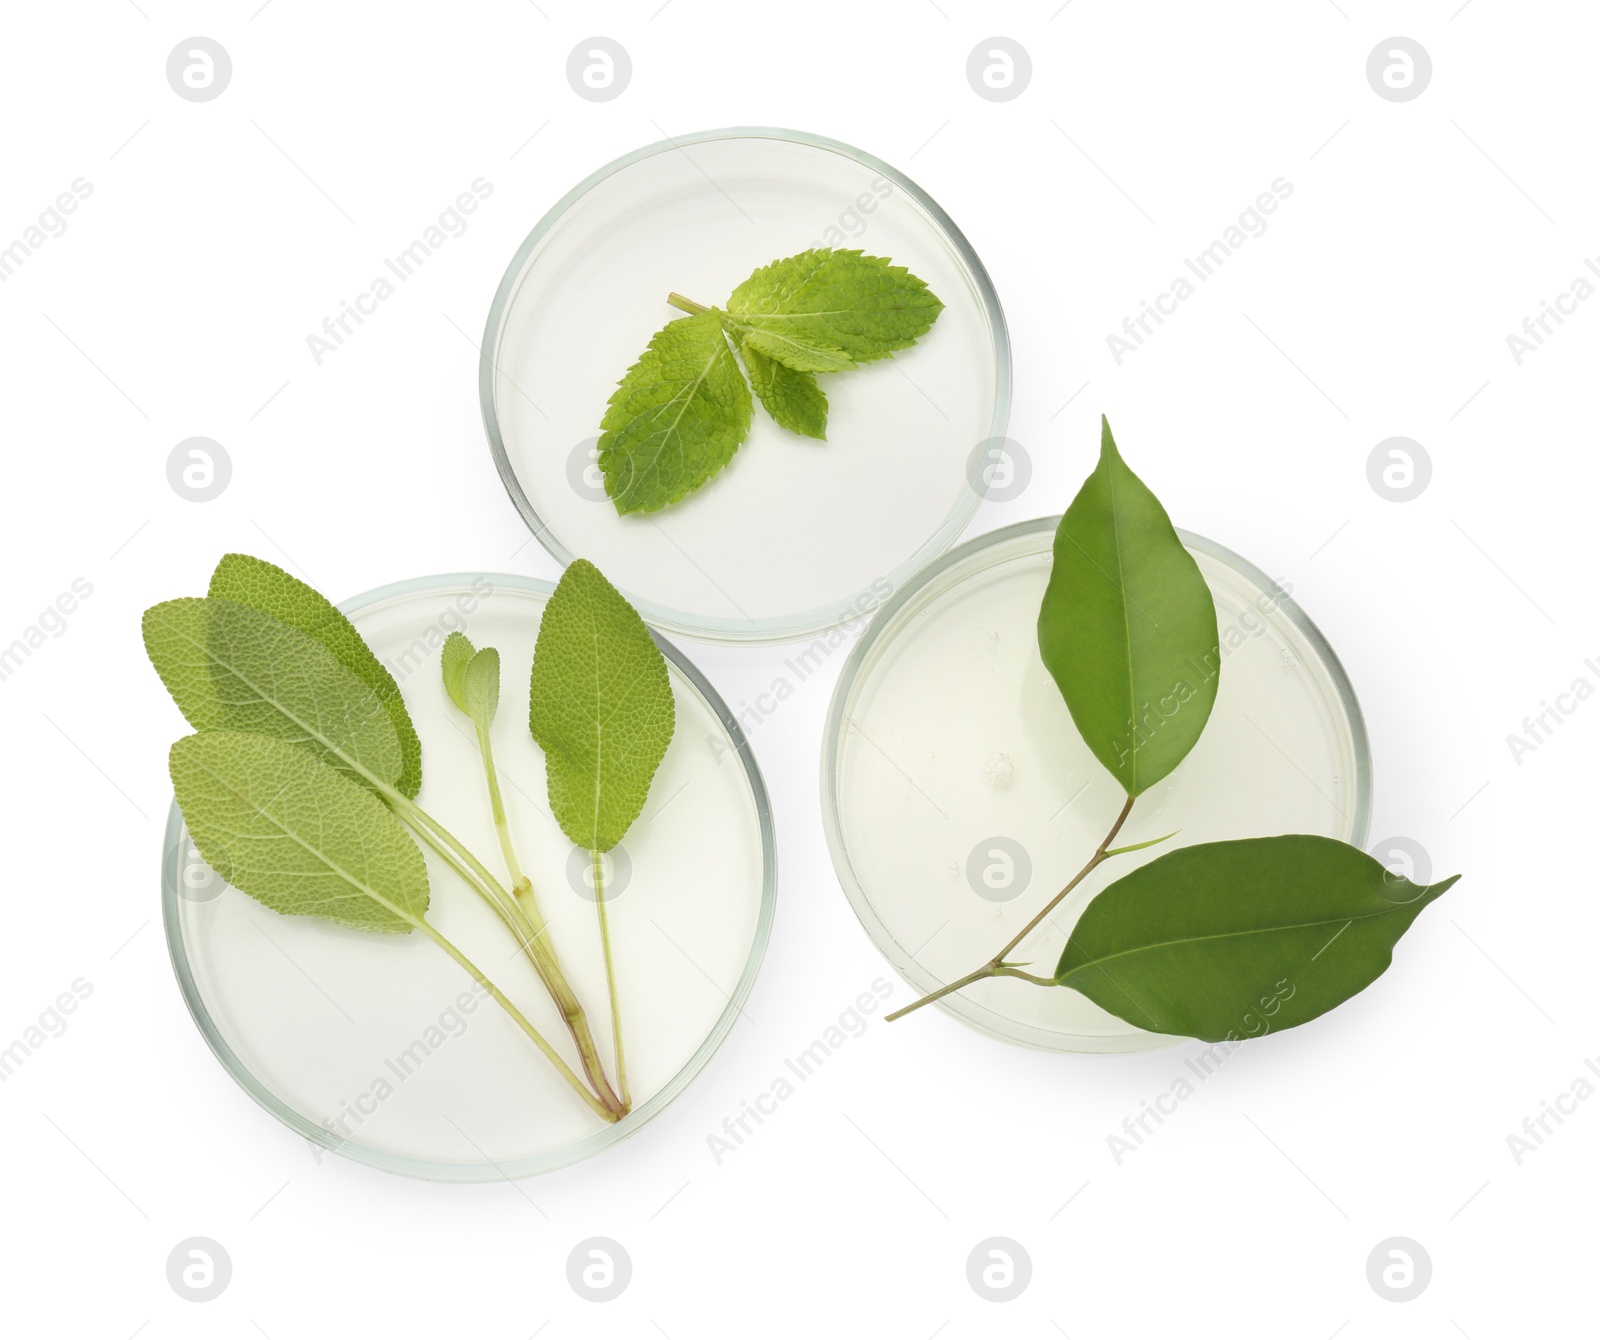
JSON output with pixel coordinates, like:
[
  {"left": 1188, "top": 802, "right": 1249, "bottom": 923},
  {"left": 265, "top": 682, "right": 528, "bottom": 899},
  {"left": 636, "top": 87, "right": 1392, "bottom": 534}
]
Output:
[
  {"left": 163, "top": 573, "right": 774, "bottom": 1180},
  {"left": 821, "top": 518, "right": 1371, "bottom": 1054},
  {"left": 480, "top": 126, "right": 1010, "bottom": 644}
]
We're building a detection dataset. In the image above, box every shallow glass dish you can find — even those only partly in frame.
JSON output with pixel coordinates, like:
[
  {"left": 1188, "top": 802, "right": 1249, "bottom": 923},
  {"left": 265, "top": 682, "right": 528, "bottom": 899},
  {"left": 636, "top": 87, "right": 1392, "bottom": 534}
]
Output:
[
  {"left": 480, "top": 126, "right": 1010, "bottom": 644},
  {"left": 821, "top": 518, "right": 1372, "bottom": 1054},
  {"left": 163, "top": 574, "right": 775, "bottom": 1180}
]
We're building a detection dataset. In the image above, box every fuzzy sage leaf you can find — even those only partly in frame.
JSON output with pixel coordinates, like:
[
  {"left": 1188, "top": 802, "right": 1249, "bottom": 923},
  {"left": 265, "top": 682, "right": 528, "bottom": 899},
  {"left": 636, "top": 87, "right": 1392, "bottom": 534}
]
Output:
[
  {"left": 528, "top": 559, "right": 674, "bottom": 853},
  {"left": 144, "top": 596, "right": 402, "bottom": 794},
  {"left": 1054, "top": 835, "right": 1458, "bottom": 1041},
  {"left": 1037, "top": 417, "right": 1220, "bottom": 796},
  {"left": 209, "top": 554, "right": 422, "bottom": 798},
  {"left": 440, "top": 630, "right": 474, "bottom": 714},
  {"left": 171, "top": 731, "right": 428, "bottom": 934}
]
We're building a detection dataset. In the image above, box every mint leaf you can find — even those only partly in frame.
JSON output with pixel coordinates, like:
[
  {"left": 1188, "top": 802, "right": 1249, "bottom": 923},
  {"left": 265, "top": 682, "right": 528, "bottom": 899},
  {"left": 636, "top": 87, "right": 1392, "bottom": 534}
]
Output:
[
  {"left": 1055, "top": 836, "right": 1458, "bottom": 1041},
  {"left": 209, "top": 554, "right": 422, "bottom": 798},
  {"left": 1037, "top": 417, "right": 1220, "bottom": 797},
  {"left": 738, "top": 337, "right": 828, "bottom": 439},
  {"left": 736, "top": 326, "right": 855, "bottom": 375},
  {"left": 598, "top": 309, "right": 752, "bottom": 515},
  {"left": 528, "top": 559, "right": 674, "bottom": 852},
  {"left": 171, "top": 731, "right": 428, "bottom": 934},
  {"left": 143, "top": 596, "right": 402, "bottom": 793},
  {"left": 724, "top": 248, "right": 943, "bottom": 370},
  {"left": 440, "top": 630, "right": 474, "bottom": 714}
]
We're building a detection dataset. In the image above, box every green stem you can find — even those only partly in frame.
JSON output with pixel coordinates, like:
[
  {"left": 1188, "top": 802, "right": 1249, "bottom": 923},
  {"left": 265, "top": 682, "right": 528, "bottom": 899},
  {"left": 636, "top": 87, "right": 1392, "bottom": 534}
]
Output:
[
  {"left": 415, "top": 919, "right": 616, "bottom": 1123},
  {"left": 666, "top": 292, "right": 711, "bottom": 316},
  {"left": 592, "top": 849, "right": 629, "bottom": 1109},
  {"left": 386, "top": 788, "right": 625, "bottom": 1117},
  {"left": 884, "top": 795, "right": 1137, "bottom": 1024},
  {"left": 476, "top": 720, "right": 527, "bottom": 891},
  {"left": 994, "top": 966, "right": 1058, "bottom": 988}
]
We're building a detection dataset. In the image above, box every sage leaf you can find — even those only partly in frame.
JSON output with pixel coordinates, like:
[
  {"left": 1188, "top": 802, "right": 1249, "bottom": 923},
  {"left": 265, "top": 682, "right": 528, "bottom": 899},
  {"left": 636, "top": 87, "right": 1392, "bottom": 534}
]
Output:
[
  {"left": 598, "top": 309, "right": 752, "bottom": 515},
  {"left": 463, "top": 646, "right": 500, "bottom": 727},
  {"left": 1053, "top": 835, "right": 1459, "bottom": 1042},
  {"left": 1037, "top": 417, "right": 1220, "bottom": 796},
  {"left": 170, "top": 731, "right": 427, "bottom": 934},
  {"left": 724, "top": 248, "right": 943, "bottom": 370},
  {"left": 143, "top": 596, "right": 401, "bottom": 793},
  {"left": 528, "top": 559, "right": 674, "bottom": 852},
  {"left": 440, "top": 630, "right": 474, "bottom": 714},
  {"left": 209, "top": 554, "right": 422, "bottom": 798},
  {"left": 738, "top": 337, "right": 829, "bottom": 439}
]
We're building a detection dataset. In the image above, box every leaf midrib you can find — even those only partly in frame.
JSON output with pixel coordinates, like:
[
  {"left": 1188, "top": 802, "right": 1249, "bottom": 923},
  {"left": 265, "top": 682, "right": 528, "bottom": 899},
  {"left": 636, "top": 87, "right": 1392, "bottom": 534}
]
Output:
[
  {"left": 189, "top": 752, "right": 416, "bottom": 928},
  {"left": 166, "top": 606, "right": 393, "bottom": 792},
  {"left": 1106, "top": 470, "right": 1139, "bottom": 793},
  {"left": 1058, "top": 903, "right": 1421, "bottom": 982},
  {"left": 631, "top": 326, "right": 727, "bottom": 490}
]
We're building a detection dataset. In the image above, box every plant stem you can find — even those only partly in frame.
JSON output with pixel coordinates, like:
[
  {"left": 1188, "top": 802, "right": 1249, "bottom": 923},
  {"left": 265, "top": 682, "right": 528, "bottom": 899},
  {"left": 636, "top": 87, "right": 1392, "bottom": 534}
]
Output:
[
  {"left": 666, "top": 292, "right": 711, "bottom": 316},
  {"left": 476, "top": 720, "right": 528, "bottom": 892},
  {"left": 415, "top": 919, "right": 617, "bottom": 1123},
  {"left": 591, "top": 849, "right": 629, "bottom": 1109},
  {"left": 884, "top": 795, "right": 1137, "bottom": 1024},
  {"left": 384, "top": 787, "right": 626, "bottom": 1117}
]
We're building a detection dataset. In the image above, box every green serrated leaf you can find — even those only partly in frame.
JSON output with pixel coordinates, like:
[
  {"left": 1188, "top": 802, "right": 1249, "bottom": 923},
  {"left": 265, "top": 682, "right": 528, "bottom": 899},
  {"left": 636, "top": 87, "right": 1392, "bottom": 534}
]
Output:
[
  {"left": 171, "top": 731, "right": 428, "bottom": 934},
  {"left": 528, "top": 559, "right": 674, "bottom": 852},
  {"left": 143, "top": 596, "right": 401, "bottom": 794},
  {"left": 1054, "top": 835, "right": 1458, "bottom": 1041},
  {"left": 463, "top": 647, "right": 500, "bottom": 727},
  {"left": 208, "top": 554, "right": 423, "bottom": 799},
  {"left": 737, "top": 326, "right": 856, "bottom": 375},
  {"left": 598, "top": 310, "right": 752, "bottom": 515},
  {"left": 440, "top": 630, "right": 475, "bottom": 714},
  {"left": 724, "top": 248, "right": 943, "bottom": 370},
  {"left": 1037, "top": 418, "right": 1220, "bottom": 797},
  {"left": 738, "top": 337, "right": 829, "bottom": 439}
]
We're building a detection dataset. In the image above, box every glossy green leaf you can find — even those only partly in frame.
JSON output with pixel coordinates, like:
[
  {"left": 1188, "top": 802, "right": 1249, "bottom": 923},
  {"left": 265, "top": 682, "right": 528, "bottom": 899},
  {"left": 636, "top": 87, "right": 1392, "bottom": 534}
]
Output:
[
  {"left": 1054, "top": 835, "right": 1458, "bottom": 1041},
  {"left": 598, "top": 309, "right": 753, "bottom": 515},
  {"left": 528, "top": 559, "right": 675, "bottom": 853},
  {"left": 1037, "top": 418, "right": 1220, "bottom": 796},
  {"left": 209, "top": 554, "right": 422, "bottom": 797},
  {"left": 143, "top": 596, "right": 401, "bottom": 793},
  {"left": 171, "top": 731, "right": 428, "bottom": 934}
]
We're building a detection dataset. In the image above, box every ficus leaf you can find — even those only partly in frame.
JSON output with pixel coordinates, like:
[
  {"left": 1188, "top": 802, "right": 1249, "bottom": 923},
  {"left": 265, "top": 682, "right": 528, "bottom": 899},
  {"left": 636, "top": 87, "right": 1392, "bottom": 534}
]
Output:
[
  {"left": 598, "top": 309, "right": 752, "bottom": 515},
  {"left": 440, "top": 630, "right": 474, "bottom": 714},
  {"left": 143, "top": 596, "right": 401, "bottom": 794},
  {"left": 1053, "top": 835, "right": 1458, "bottom": 1042},
  {"left": 170, "top": 731, "right": 428, "bottom": 934},
  {"left": 1037, "top": 417, "right": 1220, "bottom": 797},
  {"left": 208, "top": 554, "right": 422, "bottom": 798},
  {"left": 528, "top": 559, "right": 675, "bottom": 853}
]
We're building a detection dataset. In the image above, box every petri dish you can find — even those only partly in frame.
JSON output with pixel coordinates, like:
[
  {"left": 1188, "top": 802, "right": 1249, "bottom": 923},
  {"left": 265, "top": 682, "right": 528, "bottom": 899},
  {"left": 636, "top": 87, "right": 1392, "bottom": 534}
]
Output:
[
  {"left": 163, "top": 573, "right": 774, "bottom": 1180},
  {"left": 821, "top": 518, "right": 1371, "bottom": 1054},
  {"left": 480, "top": 126, "right": 1010, "bottom": 644}
]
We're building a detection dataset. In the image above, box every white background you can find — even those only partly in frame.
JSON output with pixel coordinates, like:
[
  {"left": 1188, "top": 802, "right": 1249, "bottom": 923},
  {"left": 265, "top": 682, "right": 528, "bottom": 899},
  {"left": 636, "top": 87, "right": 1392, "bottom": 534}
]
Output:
[{"left": 1, "top": 2, "right": 1594, "bottom": 1335}]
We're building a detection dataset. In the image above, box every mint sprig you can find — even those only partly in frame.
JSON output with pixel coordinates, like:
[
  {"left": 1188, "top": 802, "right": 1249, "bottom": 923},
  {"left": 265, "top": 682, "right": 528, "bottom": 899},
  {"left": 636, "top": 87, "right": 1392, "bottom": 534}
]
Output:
[{"left": 598, "top": 247, "right": 943, "bottom": 515}]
